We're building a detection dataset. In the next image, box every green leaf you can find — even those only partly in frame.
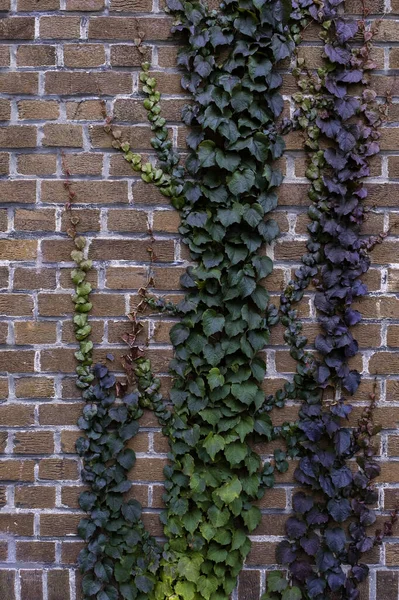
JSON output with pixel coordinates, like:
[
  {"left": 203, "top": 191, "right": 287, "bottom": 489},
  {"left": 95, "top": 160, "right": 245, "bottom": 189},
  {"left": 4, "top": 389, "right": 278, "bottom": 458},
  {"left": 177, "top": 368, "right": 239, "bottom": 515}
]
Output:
[
  {"left": 170, "top": 323, "right": 190, "bottom": 346},
  {"left": 177, "top": 555, "right": 203, "bottom": 583},
  {"left": 196, "top": 575, "right": 219, "bottom": 600},
  {"left": 207, "top": 367, "right": 225, "bottom": 390},
  {"left": 198, "top": 140, "right": 216, "bottom": 167},
  {"left": 182, "top": 508, "right": 202, "bottom": 534},
  {"left": 231, "top": 381, "right": 260, "bottom": 405},
  {"left": 175, "top": 581, "right": 196, "bottom": 600},
  {"left": 215, "top": 149, "right": 241, "bottom": 172},
  {"left": 231, "top": 529, "right": 247, "bottom": 551},
  {"left": 207, "top": 544, "right": 228, "bottom": 563},
  {"left": 208, "top": 505, "right": 230, "bottom": 528},
  {"left": 242, "top": 506, "right": 261, "bottom": 532},
  {"left": 227, "top": 169, "right": 255, "bottom": 195},
  {"left": 235, "top": 416, "right": 254, "bottom": 442},
  {"left": 136, "top": 575, "right": 154, "bottom": 593},
  {"left": 203, "top": 433, "right": 225, "bottom": 461},
  {"left": 267, "top": 572, "right": 288, "bottom": 593},
  {"left": 202, "top": 309, "right": 225, "bottom": 336},
  {"left": 252, "top": 256, "right": 273, "bottom": 279},
  {"left": 224, "top": 442, "right": 248, "bottom": 466},
  {"left": 200, "top": 521, "right": 216, "bottom": 541},
  {"left": 282, "top": 588, "right": 302, "bottom": 600},
  {"left": 248, "top": 56, "right": 272, "bottom": 79},
  {"left": 215, "top": 476, "right": 242, "bottom": 504}
]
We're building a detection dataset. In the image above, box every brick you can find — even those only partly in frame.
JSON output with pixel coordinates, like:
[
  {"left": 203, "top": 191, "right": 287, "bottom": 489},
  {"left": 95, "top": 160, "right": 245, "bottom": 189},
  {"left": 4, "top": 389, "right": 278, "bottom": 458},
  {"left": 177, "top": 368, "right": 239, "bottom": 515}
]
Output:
[
  {"left": 17, "top": 45, "right": 56, "bottom": 67},
  {"left": 64, "top": 44, "right": 106, "bottom": 67},
  {"left": 66, "top": 100, "right": 106, "bottom": 121},
  {"left": 61, "top": 208, "right": 101, "bottom": 233},
  {"left": 61, "top": 541, "right": 85, "bottom": 564},
  {"left": 39, "top": 458, "right": 79, "bottom": 480},
  {"left": 0, "top": 153, "right": 8, "bottom": 175},
  {"left": 88, "top": 17, "right": 174, "bottom": 40},
  {"left": 110, "top": 44, "right": 152, "bottom": 67},
  {"left": 42, "top": 124, "right": 83, "bottom": 148},
  {"left": 376, "top": 571, "right": 398, "bottom": 600},
  {"left": 0, "top": 17, "right": 34, "bottom": 39},
  {"left": 153, "top": 210, "right": 181, "bottom": 233},
  {"left": 17, "top": 154, "right": 57, "bottom": 175},
  {"left": 61, "top": 485, "right": 86, "bottom": 508},
  {"left": 140, "top": 71, "right": 183, "bottom": 95},
  {"left": 40, "top": 16, "right": 81, "bottom": 39},
  {"left": 47, "top": 570, "right": 71, "bottom": 600},
  {"left": 0, "top": 73, "right": 37, "bottom": 94},
  {"left": 0, "top": 47, "right": 9, "bottom": 67},
  {"left": 61, "top": 153, "right": 103, "bottom": 176},
  {"left": 39, "top": 403, "right": 83, "bottom": 426},
  {"left": 129, "top": 457, "right": 166, "bottom": 481},
  {"left": 16, "top": 541, "right": 55, "bottom": 563},
  {"left": 89, "top": 124, "right": 156, "bottom": 149},
  {"left": 45, "top": 72, "right": 132, "bottom": 95},
  {"left": 14, "top": 209, "right": 56, "bottom": 232},
  {"left": 0, "top": 513, "right": 34, "bottom": 535},
  {"left": 0, "top": 405, "right": 34, "bottom": 426},
  {"left": 15, "top": 486, "right": 56, "bottom": 508},
  {"left": 17, "top": 0, "right": 59, "bottom": 8},
  {"left": 60, "top": 430, "right": 80, "bottom": 454},
  {"left": 40, "top": 349, "right": 77, "bottom": 373},
  {"left": 106, "top": 266, "right": 148, "bottom": 289},
  {"left": 388, "top": 325, "right": 399, "bottom": 347},
  {"left": 0, "top": 350, "right": 35, "bottom": 373},
  {"left": 18, "top": 100, "right": 59, "bottom": 121},
  {"left": 0, "top": 126, "right": 36, "bottom": 148},
  {"left": 107, "top": 209, "right": 148, "bottom": 232},
  {"left": 14, "top": 268, "right": 56, "bottom": 290},
  {"left": 0, "top": 180, "right": 36, "bottom": 204},
  {"left": 0, "top": 541, "right": 7, "bottom": 560},
  {"left": 238, "top": 570, "right": 261, "bottom": 600},
  {"left": 0, "top": 572, "right": 15, "bottom": 600},
  {"left": 132, "top": 180, "right": 173, "bottom": 205},
  {"left": 0, "top": 459, "right": 34, "bottom": 481},
  {"left": 90, "top": 239, "right": 174, "bottom": 262},
  {"left": 40, "top": 513, "right": 81, "bottom": 537},
  {"left": 157, "top": 46, "right": 178, "bottom": 68},
  {"left": 41, "top": 181, "right": 128, "bottom": 205},
  {"left": 20, "top": 571, "right": 42, "bottom": 600},
  {"left": 110, "top": 0, "right": 152, "bottom": 9},
  {"left": 114, "top": 98, "right": 187, "bottom": 123},
  {"left": 0, "top": 294, "right": 33, "bottom": 316},
  {"left": 0, "top": 100, "right": 10, "bottom": 121}
]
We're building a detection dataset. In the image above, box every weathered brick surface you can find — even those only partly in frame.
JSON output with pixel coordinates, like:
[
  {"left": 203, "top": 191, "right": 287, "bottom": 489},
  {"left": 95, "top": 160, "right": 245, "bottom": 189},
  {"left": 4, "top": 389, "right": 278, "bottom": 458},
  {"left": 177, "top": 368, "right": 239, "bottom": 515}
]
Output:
[{"left": 0, "top": 1, "right": 397, "bottom": 599}]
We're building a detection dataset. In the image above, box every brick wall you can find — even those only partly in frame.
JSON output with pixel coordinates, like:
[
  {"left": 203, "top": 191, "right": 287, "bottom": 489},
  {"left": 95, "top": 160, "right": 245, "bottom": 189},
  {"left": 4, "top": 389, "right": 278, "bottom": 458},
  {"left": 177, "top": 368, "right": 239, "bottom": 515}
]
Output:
[{"left": 0, "top": 0, "right": 398, "bottom": 599}]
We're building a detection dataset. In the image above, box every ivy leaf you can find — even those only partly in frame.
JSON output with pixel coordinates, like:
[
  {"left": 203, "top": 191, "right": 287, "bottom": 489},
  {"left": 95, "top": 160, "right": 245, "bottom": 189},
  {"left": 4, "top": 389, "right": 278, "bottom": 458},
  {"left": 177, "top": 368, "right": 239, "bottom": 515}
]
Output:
[
  {"left": 135, "top": 575, "right": 154, "bottom": 593},
  {"left": 175, "top": 581, "right": 196, "bottom": 600},
  {"left": 242, "top": 506, "right": 261, "bottom": 532},
  {"left": 177, "top": 555, "right": 203, "bottom": 583},
  {"left": 267, "top": 571, "right": 288, "bottom": 592},
  {"left": 207, "top": 545, "right": 228, "bottom": 563},
  {"left": 231, "top": 381, "right": 260, "bottom": 405},
  {"left": 248, "top": 56, "right": 272, "bottom": 79},
  {"left": 82, "top": 575, "right": 102, "bottom": 596},
  {"left": 207, "top": 367, "right": 225, "bottom": 390},
  {"left": 208, "top": 505, "right": 230, "bottom": 527},
  {"left": 198, "top": 140, "right": 216, "bottom": 167},
  {"left": 227, "top": 169, "right": 255, "bottom": 195},
  {"left": 215, "top": 149, "right": 241, "bottom": 172},
  {"left": 202, "top": 309, "right": 225, "bottom": 336},
  {"left": 327, "top": 498, "right": 352, "bottom": 522},
  {"left": 182, "top": 508, "right": 202, "bottom": 534},
  {"left": 282, "top": 588, "right": 302, "bottom": 600},
  {"left": 196, "top": 576, "right": 219, "bottom": 600},
  {"left": 170, "top": 323, "right": 190, "bottom": 346},
  {"left": 224, "top": 442, "right": 248, "bottom": 466},
  {"left": 325, "top": 527, "right": 346, "bottom": 553},
  {"left": 203, "top": 433, "right": 225, "bottom": 461}
]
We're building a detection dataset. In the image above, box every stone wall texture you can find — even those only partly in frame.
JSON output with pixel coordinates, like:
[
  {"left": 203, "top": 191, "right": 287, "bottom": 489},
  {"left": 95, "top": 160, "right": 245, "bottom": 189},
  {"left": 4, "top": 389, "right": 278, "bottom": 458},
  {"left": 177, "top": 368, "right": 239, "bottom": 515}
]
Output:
[{"left": 0, "top": 0, "right": 398, "bottom": 599}]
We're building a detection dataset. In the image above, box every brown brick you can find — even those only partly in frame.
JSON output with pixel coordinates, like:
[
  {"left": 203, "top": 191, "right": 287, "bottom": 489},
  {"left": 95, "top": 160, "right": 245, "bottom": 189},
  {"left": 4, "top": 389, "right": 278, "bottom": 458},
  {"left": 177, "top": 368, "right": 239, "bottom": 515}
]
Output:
[
  {"left": 0, "top": 267, "right": 7, "bottom": 289},
  {"left": 40, "top": 349, "right": 76, "bottom": 373},
  {"left": 238, "top": 570, "right": 260, "bottom": 600},
  {"left": 41, "top": 180, "right": 128, "bottom": 205},
  {"left": 61, "top": 485, "right": 87, "bottom": 508},
  {"left": 14, "top": 209, "right": 55, "bottom": 232},
  {"left": 90, "top": 239, "right": 174, "bottom": 262},
  {"left": 61, "top": 541, "right": 85, "bottom": 564},
  {"left": 114, "top": 98, "right": 186, "bottom": 123},
  {"left": 61, "top": 153, "right": 103, "bottom": 176},
  {"left": 47, "top": 570, "right": 71, "bottom": 600},
  {"left": 60, "top": 430, "right": 80, "bottom": 454},
  {"left": 15, "top": 377, "right": 54, "bottom": 399},
  {"left": 132, "top": 180, "right": 172, "bottom": 205},
  {"left": 0, "top": 541, "right": 7, "bottom": 560},
  {"left": 20, "top": 571, "right": 42, "bottom": 600},
  {"left": 105, "top": 266, "right": 148, "bottom": 289},
  {"left": 152, "top": 210, "right": 180, "bottom": 233},
  {"left": 41, "top": 513, "right": 81, "bottom": 537},
  {"left": 0, "top": 180, "right": 36, "bottom": 204},
  {"left": 0, "top": 46, "right": 9, "bottom": 67},
  {"left": 376, "top": 571, "right": 398, "bottom": 600},
  {"left": 0, "top": 73, "right": 37, "bottom": 94},
  {"left": 380, "top": 297, "right": 399, "bottom": 318},
  {"left": 140, "top": 71, "right": 183, "bottom": 95},
  {"left": 0, "top": 294, "right": 33, "bottom": 316},
  {"left": 64, "top": 44, "right": 106, "bottom": 67},
  {"left": 17, "top": 45, "right": 56, "bottom": 67},
  {"left": 16, "top": 541, "right": 55, "bottom": 563},
  {"left": 0, "top": 571, "right": 15, "bottom": 600},
  {"left": 129, "top": 457, "right": 166, "bottom": 482},
  {"left": 66, "top": 100, "right": 106, "bottom": 121},
  {"left": 157, "top": 46, "right": 178, "bottom": 68},
  {"left": 14, "top": 268, "right": 56, "bottom": 290},
  {"left": 45, "top": 72, "right": 132, "bottom": 95},
  {"left": 17, "top": 0, "right": 59, "bottom": 8},
  {"left": 0, "top": 153, "right": 8, "bottom": 176},
  {"left": 110, "top": 44, "right": 152, "bottom": 67},
  {"left": 0, "top": 405, "right": 34, "bottom": 427},
  {"left": 15, "top": 486, "right": 56, "bottom": 509},
  {"left": 42, "top": 124, "right": 83, "bottom": 148},
  {"left": 151, "top": 266, "right": 185, "bottom": 290},
  {"left": 247, "top": 542, "right": 278, "bottom": 565},
  {"left": 0, "top": 460, "right": 34, "bottom": 481},
  {"left": 110, "top": 0, "right": 152, "bottom": 9},
  {"left": 18, "top": 100, "right": 59, "bottom": 121},
  {"left": 14, "top": 432, "right": 54, "bottom": 454},
  {"left": 107, "top": 209, "right": 148, "bottom": 233},
  {"left": 39, "top": 458, "right": 78, "bottom": 481},
  {"left": 0, "top": 17, "right": 34, "bottom": 39},
  {"left": 39, "top": 403, "right": 83, "bottom": 426},
  {"left": 89, "top": 124, "right": 156, "bottom": 149},
  {"left": 89, "top": 17, "right": 174, "bottom": 40},
  {"left": 17, "top": 154, "right": 57, "bottom": 176},
  {"left": 0, "top": 513, "right": 33, "bottom": 535},
  {"left": 40, "top": 16, "right": 81, "bottom": 39},
  {"left": 0, "top": 126, "right": 36, "bottom": 148},
  {"left": 0, "top": 350, "right": 35, "bottom": 373}
]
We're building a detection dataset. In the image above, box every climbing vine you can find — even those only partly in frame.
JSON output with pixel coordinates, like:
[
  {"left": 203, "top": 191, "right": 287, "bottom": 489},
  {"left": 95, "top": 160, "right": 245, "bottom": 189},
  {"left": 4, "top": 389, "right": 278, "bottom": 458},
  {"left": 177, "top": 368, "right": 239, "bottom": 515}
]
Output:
[{"left": 70, "top": 0, "right": 387, "bottom": 599}]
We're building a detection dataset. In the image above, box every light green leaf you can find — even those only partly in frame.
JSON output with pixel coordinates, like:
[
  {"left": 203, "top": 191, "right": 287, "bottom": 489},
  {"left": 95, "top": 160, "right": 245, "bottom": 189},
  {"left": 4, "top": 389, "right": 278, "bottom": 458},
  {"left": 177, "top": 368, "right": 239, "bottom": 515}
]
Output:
[
  {"left": 203, "top": 433, "right": 225, "bottom": 461},
  {"left": 175, "top": 580, "right": 196, "bottom": 600},
  {"left": 207, "top": 368, "right": 225, "bottom": 390},
  {"left": 215, "top": 476, "right": 242, "bottom": 504}
]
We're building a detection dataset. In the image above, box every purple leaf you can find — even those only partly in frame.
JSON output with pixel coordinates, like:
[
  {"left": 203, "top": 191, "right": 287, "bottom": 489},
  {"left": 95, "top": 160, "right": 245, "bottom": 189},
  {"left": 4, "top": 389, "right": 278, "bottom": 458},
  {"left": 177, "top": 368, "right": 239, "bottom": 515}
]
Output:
[
  {"left": 292, "top": 491, "right": 314, "bottom": 514},
  {"left": 286, "top": 516, "right": 307, "bottom": 539}
]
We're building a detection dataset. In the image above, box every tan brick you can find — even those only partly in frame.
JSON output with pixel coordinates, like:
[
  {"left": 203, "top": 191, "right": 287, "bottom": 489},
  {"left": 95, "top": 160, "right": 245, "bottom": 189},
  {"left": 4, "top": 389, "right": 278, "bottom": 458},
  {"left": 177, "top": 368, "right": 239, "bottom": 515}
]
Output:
[
  {"left": 39, "top": 403, "right": 83, "bottom": 426},
  {"left": 0, "top": 153, "right": 9, "bottom": 176},
  {"left": 0, "top": 46, "right": 9, "bottom": 67},
  {"left": 17, "top": 0, "right": 59, "bottom": 8},
  {"left": 14, "top": 209, "right": 55, "bottom": 232},
  {"left": 39, "top": 16, "right": 81, "bottom": 39},
  {"left": 39, "top": 459, "right": 78, "bottom": 481},
  {"left": 132, "top": 180, "right": 172, "bottom": 206},
  {"left": 110, "top": 44, "right": 152, "bottom": 67},
  {"left": 110, "top": 0, "right": 152, "bottom": 9},
  {"left": 0, "top": 349, "right": 36, "bottom": 373},
  {"left": 152, "top": 210, "right": 180, "bottom": 233},
  {"left": 40, "top": 513, "right": 81, "bottom": 537},
  {"left": 66, "top": 0, "right": 104, "bottom": 7},
  {"left": 47, "top": 570, "right": 71, "bottom": 600},
  {"left": 0, "top": 514, "right": 33, "bottom": 535},
  {"left": 20, "top": 570, "right": 42, "bottom": 599},
  {"left": 64, "top": 44, "right": 106, "bottom": 67},
  {"left": 15, "top": 486, "right": 56, "bottom": 509},
  {"left": 14, "top": 432, "right": 54, "bottom": 454},
  {"left": 0, "top": 100, "right": 10, "bottom": 121},
  {"left": 0, "top": 126, "right": 36, "bottom": 148},
  {"left": 0, "top": 460, "right": 34, "bottom": 482},
  {"left": 60, "top": 431, "right": 80, "bottom": 454},
  {"left": 61, "top": 153, "right": 103, "bottom": 176},
  {"left": 61, "top": 485, "right": 87, "bottom": 508},
  {"left": 105, "top": 266, "right": 148, "bottom": 289},
  {"left": 17, "top": 154, "right": 57, "bottom": 176},
  {"left": 61, "top": 207, "right": 101, "bottom": 231},
  {"left": 107, "top": 209, "right": 148, "bottom": 233},
  {"left": 0, "top": 180, "right": 36, "bottom": 204},
  {"left": 128, "top": 457, "right": 166, "bottom": 482},
  {"left": 42, "top": 124, "right": 83, "bottom": 148},
  {"left": 0, "top": 73, "right": 37, "bottom": 94},
  {"left": 18, "top": 100, "right": 59, "bottom": 121},
  {"left": 13, "top": 268, "right": 56, "bottom": 290},
  {"left": 90, "top": 239, "right": 174, "bottom": 261},
  {"left": 0, "top": 405, "right": 34, "bottom": 427},
  {"left": 40, "top": 349, "right": 76, "bottom": 373},
  {"left": 0, "top": 294, "right": 33, "bottom": 316},
  {"left": 15, "top": 377, "right": 55, "bottom": 399},
  {"left": 17, "top": 45, "right": 56, "bottom": 67},
  {"left": 89, "top": 124, "right": 156, "bottom": 149}
]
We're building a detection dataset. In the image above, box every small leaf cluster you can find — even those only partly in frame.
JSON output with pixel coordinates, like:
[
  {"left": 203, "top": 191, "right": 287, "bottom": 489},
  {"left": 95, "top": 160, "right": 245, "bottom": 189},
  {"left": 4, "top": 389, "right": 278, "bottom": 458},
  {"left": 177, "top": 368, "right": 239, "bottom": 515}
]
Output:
[{"left": 262, "top": 571, "right": 302, "bottom": 600}]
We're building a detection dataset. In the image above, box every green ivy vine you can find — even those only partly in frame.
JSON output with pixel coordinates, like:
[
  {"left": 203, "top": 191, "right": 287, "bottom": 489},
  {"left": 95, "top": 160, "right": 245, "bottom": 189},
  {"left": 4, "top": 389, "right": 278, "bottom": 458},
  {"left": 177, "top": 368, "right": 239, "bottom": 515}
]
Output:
[{"left": 71, "top": 0, "right": 385, "bottom": 599}]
